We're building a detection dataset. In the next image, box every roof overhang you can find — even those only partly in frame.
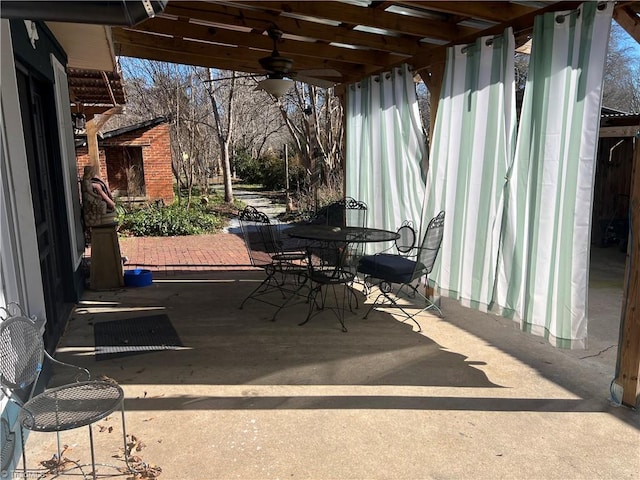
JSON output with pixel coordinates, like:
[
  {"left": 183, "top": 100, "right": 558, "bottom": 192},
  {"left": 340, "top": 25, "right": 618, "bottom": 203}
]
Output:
[
  {"left": 46, "top": 22, "right": 125, "bottom": 116},
  {"left": 46, "top": 22, "right": 116, "bottom": 71},
  {"left": 2, "top": 1, "right": 169, "bottom": 116}
]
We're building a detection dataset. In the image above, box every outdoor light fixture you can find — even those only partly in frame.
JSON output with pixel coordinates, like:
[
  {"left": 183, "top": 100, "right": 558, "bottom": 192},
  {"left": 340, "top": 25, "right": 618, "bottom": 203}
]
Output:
[
  {"left": 73, "top": 113, "right": 86, "bottom": 130},
  {"left": 256, "top": 77, "right": 294, "bottom": 98}
]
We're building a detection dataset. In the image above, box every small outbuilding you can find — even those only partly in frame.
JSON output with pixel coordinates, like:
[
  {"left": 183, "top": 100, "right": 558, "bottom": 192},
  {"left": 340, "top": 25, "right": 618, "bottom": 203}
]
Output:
[{"left": 76, "top": 116, "right": 174, "bottom": 205}]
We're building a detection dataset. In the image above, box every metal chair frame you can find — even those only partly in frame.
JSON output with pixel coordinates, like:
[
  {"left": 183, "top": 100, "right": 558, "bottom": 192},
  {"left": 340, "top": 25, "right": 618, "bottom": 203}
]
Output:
[
  {"left": 308, "top": 197, "right": 368, "bottom": 322},
  {"left": 359, "top": 211, "right": 445, "bottom": 331},
  {"left": 238, "top": 206, "right": 308, "bottom": 315},
  {"left": 361, "top": 220, "right": 417, "bottom": 296},
  {"left": 395, "top": 220, "right": 418, "bottom": 255},
  {"left": 0, "top": 304, "right": 134, "bottom": 479},
  {"left": 298, "top": 243, "right": 359, "bottom": 332},
  {"left": 311, "top": 196, "right": 368, "bottom": 229}
]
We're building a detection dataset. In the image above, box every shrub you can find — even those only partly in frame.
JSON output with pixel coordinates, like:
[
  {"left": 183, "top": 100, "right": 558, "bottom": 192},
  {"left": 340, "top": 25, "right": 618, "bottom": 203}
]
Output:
[
  {"left": 234, "top": 148, "right": 262, "bottom": 184},
  {"left": 234, "top": 148, "right": 306, "bottom": 191},
  {"left": 118, "top": 201, "right": 223, "bottom": 237},
  {"left": 260, "top": 152, "right": 285, "bottom": 190}
]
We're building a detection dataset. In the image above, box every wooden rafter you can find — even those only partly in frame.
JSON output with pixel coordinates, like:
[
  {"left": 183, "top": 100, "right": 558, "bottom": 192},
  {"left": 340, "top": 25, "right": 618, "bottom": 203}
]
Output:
[
  {"left": 394, "top": 1, "right": 537, "bottom": 24},
  {"left": 613, "top": 3, "right": 640, "bottom": 43},
  {"left": 160, "top": 2, "right": 430, "bottom": 54},
  {"left": 129, "top": 16, "right": 408, "bottom": 67},
  {"left": 109, "top": 0, "right": 638, "bottom": 86},
  {"left": 239, "top": 0, "right": 479, "bottom": 41}
]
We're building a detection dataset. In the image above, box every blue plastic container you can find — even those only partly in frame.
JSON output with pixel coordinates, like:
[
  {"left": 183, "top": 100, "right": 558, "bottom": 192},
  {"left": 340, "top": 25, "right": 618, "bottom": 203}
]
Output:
[{"left": 124, "top": 269, "right": 153, "bottom": 287}]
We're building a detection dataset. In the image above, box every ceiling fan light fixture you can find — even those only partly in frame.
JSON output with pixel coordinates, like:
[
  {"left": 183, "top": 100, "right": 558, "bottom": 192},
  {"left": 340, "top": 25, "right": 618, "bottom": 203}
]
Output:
[{"left": 256, "top": 78, "right": 294, "bottom": 98}]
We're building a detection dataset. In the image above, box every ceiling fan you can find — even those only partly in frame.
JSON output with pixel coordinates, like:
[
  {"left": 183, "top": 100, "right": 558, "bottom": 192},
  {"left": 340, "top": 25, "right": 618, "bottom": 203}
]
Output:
[
  {"left": 257, "top": 27, "right": 341, "bottom": 89},
  {"left": 258, "top": 26, "right": 341, "bottom": 93},
  {"left": 259, "top": 28, "right": 293, "bottom": 79},
  {"left": 206, "top": 27, "right": 341, "bottom": 96}
]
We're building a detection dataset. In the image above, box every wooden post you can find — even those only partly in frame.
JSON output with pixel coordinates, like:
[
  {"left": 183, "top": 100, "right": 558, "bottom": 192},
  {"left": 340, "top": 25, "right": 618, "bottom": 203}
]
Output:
[
  {"left": 85, "top": 106, "right": 123, "bottom": 172},
  {"left": 421, "top": 62, "right": 445, "bottom": 146},
  {"left": 285, "top": 144, "right": 293, "bottom": 213},
  {"left": 615, "top": 130, "right": 640, "bottom": 408},
  {"left": 86, "top": 120, "right": 101, "bottom": 170}
]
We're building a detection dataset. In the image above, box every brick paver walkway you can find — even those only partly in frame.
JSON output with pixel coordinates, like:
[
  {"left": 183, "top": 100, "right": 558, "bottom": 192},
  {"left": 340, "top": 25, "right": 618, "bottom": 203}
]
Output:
[
  {"left": 117, "top": 232, "right": 253, "bottom": 273},
  {"left": 92, "top": 188, "right": 288, "bottom": 276}
]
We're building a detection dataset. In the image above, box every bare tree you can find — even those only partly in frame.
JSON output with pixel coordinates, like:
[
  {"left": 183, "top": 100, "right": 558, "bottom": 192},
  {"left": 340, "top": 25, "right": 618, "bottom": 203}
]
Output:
[
  {"left": 231, "top": 81, "right": 288, "bottom": 158},
  {"left": 602, "top": 23, "right": 640, "bottom": 113},
  {"left": 113, "top": 59, "right": 220, "bottom": 204},
  {"left": 276, "top": 83, "right": 344, "bottom": 189},
  {"left": 202, "top": 69, "right": 237, "bottom": 203}
]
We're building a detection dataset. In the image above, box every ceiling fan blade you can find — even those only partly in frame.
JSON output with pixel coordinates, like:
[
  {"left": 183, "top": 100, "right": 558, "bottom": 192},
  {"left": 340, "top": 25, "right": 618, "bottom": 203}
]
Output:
[
  {"left": 202, "top": 73, "right": 256, "bottom": 83},
  {"left": 292, "top": 75, "right": 338, "bottom": 89},
  {"left": 296, "top": 69, "right": 342, "bottom": 78}
]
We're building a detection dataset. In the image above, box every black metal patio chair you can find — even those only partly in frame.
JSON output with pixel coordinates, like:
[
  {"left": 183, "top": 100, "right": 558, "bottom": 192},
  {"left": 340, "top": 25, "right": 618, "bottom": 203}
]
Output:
[
  {"left": 300, "top": 243, "right": 358, "bottom": 332},
  {"left": 360, "top": 220, "right": 417, "bottom": 296},
  {"left": 0, "top": 304, "right": 135, "bottom": 479},
  {"left": 357, "top": 211, "right": 445, "bottom": 331},
  {"left": 238, "top": 206, "right": 308, "bottom": 312}
]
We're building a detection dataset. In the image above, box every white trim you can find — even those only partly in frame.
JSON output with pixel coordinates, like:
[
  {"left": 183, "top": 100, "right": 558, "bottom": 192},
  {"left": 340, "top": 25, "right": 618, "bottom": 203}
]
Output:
[
  {"left": 0, "top": 20, "right": 46, "bottom": 322},
  {"left": 0, "top": 19, "right": 47, "bottom": 476},
  {"left": 51, "top": 54, "right": 83, "bottom": 269}
]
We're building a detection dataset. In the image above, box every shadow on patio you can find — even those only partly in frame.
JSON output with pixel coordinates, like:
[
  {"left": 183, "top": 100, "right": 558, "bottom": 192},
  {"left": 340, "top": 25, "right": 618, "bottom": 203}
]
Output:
[{"left": 23, "top": 265, "right": 637, "bottom": 479}]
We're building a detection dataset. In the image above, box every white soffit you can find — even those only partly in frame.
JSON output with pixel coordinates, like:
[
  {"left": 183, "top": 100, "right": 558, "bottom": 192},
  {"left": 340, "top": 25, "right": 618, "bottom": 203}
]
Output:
[{"left": 46, "top": 22, "right": 115, "bottom": 71}]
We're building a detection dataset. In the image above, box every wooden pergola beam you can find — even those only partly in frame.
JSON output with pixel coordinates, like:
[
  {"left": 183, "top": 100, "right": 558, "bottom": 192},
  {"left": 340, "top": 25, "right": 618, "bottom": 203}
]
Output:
[
  {"left": 113, "top": 28, "right": 374, "bottom": 81},
  {"left": 613, "top": 4, "right": 640, "bottom": 44},
  {"left": 128, "top": 16, "right": 408, "bottom": 67},
  {"left": 616, "top": 132, "right": 640, "bottom": 408},
  {"left": 409, "top": 1, "right": 582, "bottom": 70},
  {"left": 394, "top": 1, "right": 537, "bottom": 24},
  {"left": 241, "top": 0, "right": 479, "bottom": 41},
  {"left": 162, "top": 2, "right": 431, "bottom": 55}
]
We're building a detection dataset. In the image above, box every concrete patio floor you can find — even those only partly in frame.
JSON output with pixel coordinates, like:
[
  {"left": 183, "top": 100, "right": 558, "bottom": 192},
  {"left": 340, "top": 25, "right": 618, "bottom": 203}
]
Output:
[{"left": 17, "top": 231, "right": 640, "bottom": 479}]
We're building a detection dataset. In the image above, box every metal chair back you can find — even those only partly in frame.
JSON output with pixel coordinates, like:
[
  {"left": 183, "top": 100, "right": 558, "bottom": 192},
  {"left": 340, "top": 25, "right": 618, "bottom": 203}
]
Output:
[
  {"left": 238, "top": 206, "right": 281, "bottom": 268},
  {"left": 414, "top": 211, "right": 445, "bottom": 278},
  {"left": 313, "top": 197, "right": 368, "bottom": 228},
  {"left": 395, "top": 221, "right": 417, "bottom": 255},
  {"left": 0, "top": 315, "right": 44, "bottom": 395},
  {"left": 343, "top": 197, "right": 368, "bottom": 228}
]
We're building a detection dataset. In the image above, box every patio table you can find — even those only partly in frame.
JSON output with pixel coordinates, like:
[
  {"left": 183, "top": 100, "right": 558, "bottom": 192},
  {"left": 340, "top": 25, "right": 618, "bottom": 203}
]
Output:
[{"left": 281, "top": 225, "right": 399, "bottom": 331}]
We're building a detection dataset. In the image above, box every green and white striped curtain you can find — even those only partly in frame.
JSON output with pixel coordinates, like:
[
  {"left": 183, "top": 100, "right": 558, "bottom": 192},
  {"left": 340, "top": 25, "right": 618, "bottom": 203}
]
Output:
[
  {"left": 495, "top": 2, "right": 613, "bottom": 348},
  {"left": 346, "top": 64, "right": 427, "bottom": 251},
  {"left": 423, "top": 28, "right": 516, "bottom": 310}
]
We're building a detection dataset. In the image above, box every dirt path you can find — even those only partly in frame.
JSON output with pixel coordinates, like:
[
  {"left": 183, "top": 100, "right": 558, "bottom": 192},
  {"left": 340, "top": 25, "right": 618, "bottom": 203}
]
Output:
[{"left": 220, "top": 187, "right": 287, "bottom": 232}]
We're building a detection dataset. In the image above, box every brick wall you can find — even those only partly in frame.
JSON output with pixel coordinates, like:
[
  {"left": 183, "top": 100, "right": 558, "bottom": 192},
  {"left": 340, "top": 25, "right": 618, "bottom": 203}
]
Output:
[{"left": 75, "top": 122, "right": 175, "bottom": 204}]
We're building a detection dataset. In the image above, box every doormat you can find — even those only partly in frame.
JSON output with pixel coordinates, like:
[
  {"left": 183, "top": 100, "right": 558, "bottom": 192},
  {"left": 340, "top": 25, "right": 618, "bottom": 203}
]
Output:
[{"left": 94, "top": 314, "right": 183, "bottom": 361}]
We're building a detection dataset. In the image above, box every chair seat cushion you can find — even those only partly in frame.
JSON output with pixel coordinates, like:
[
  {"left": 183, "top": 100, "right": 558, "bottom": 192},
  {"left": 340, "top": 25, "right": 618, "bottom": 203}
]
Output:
[{"left": 357, "top": 254, "right": 422, "bottom": 284}]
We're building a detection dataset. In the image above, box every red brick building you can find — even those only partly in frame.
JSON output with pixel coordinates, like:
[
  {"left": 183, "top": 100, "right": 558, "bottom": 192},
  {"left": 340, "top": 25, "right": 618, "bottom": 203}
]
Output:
[{"left": 76, "top": 117, "right": 175, "bottom": 204}]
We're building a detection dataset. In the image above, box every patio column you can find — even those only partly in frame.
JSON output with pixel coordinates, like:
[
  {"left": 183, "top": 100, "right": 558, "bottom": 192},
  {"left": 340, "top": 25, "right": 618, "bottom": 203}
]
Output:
[
  {"left": 616, "top": 131, "right": 640, "bottom": 407},
  {"left": 85, "top": 106, "right": 122, "bottom": 174}
]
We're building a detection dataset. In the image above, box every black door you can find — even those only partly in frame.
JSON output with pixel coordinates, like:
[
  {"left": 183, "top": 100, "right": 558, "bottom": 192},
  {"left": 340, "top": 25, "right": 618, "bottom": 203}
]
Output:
[{"left": 16, "top": 64, "right": 74, "bottom": 351}]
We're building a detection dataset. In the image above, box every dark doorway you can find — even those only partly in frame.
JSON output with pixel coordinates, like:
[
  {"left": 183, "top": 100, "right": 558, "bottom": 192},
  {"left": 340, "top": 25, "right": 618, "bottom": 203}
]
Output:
[
  {"left": 106, "top": 146, "right": 146, "bottom": 198},
  {"left": 16, "top": 63, "right": 75, "bottom": 351}
]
